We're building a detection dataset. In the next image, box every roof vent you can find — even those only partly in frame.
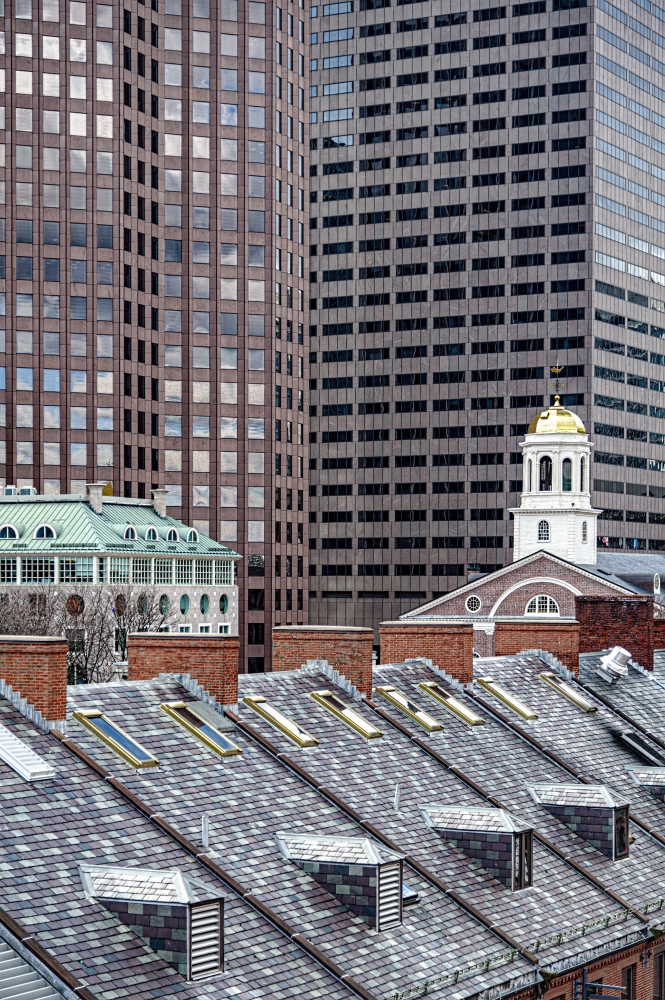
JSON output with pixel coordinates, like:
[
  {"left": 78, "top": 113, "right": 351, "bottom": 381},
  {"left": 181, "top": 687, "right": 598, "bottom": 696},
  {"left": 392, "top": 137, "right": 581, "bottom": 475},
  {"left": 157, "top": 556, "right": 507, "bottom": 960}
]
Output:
[
  {"left": 527, "top": 784, "right": 630, "bottom": 860},
  {"left": 275, "top": 832, "right": 404, "bottom": 931},
  {"left": 3, "top": 486, "right": 16, "bottom": 496},
  {"left": 619, "top": 730, "right": 665, "bottom": 767},
  {"left": 595, "top": 646, "right": 631, "bottom": 685},
  {"left": 0, "top": 722, "right": 55, "bottom": 782},
  {"left": 627, "top": 767, "right": 665, "bottom": 802},
  {"left": 19, "top": 487, "right": 37, "bottom": 496},
  {"left": 419, "top": 805, "right": 533, "bottom": 891},
  {"left": 79, "top": 865, "right": 224, "bottom": 981}
]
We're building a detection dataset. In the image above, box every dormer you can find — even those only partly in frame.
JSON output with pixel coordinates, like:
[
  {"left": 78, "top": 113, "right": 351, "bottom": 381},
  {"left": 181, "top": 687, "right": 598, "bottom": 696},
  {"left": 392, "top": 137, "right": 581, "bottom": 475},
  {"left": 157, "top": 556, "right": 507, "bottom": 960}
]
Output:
[
  {"left": 145, "top": 526, "right": 158, "bottom": 541},
  {"left": 0, "top": 524, "right": 18, "bottom": 539},
  {"left": 419, "top": 805, "right": 533, "bottom": 890},
  {"left": 187, "top": 528, "right": 199, "bottom": 543},
  {"left": 276, "top": 832, "right": 404, "bottom": 930},
  {"left": 527, "top": 783, "right": 630, "bottom": 859},
  {"left": 33, "top": 523, "right": 56, "bottom": 539},
  {"left": 123, "top": 525, "right": 137, "bottom": 540},
  {"left": 167, "top": 527, "right": 180, "bottom": 542}
]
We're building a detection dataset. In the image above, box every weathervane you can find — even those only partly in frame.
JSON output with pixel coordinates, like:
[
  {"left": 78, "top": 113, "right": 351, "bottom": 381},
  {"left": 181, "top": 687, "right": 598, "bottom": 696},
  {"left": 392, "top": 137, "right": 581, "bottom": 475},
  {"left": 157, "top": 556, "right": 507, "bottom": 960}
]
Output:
[{"left": 550, "top": 360, "right": 565, "bottom": 392}]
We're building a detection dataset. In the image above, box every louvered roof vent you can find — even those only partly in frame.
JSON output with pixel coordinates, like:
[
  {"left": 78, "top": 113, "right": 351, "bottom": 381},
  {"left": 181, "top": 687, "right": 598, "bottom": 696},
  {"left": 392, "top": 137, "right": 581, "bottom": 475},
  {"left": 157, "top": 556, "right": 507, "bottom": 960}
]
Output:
[
  {"left": 527, "top": 783, "right": 630, "bottom": 860},
  {"left": 79, "top": 865, "right": 224, "bottom": 981},
  {"left": 0, "top": 939, "right": 61, "bottom": 999},
  {"left": 0, "top": 722, "right": 55, "bottom": 781},
  {"left": 275, "top": 832, "right": 404, "bottom": 931},
  {"left": 419, "top": 805, "right": 534, "bottom": 891}
]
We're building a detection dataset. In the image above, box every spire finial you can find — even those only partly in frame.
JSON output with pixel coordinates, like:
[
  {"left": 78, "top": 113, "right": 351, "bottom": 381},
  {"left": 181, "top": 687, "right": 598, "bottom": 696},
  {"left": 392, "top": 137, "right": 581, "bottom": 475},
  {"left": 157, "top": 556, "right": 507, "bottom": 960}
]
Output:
[{"left": 554, "top": 395, "right": 561, "bottom": 406}]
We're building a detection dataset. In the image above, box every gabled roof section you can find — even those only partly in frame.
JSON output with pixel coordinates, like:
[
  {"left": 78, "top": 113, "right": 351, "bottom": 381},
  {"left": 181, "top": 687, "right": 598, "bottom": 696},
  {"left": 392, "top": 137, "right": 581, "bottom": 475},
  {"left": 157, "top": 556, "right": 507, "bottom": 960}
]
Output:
[
  {"left": 400, "top": 550, "right": 637, "bottom": 618},
  {"left": 79, "top": 864, "right": 222, "bottom": 905},
  {"left": 527, "top": 783, "right": 628, "bottom": 809},
  {"left": 0, "top": 496, "right": 240, "bottom": 558},
  {"left": 420, "top": 804, "right": 531, "bottom": 834},
  {"left": 276, "top": 832, "right": 403, "bottom": 866}
]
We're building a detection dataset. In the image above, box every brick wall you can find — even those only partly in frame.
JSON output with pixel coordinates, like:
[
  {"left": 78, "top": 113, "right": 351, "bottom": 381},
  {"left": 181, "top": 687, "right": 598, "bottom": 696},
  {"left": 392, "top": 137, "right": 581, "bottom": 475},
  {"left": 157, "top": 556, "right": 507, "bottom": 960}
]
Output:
[
  {"left": 127, "top": 633, "right": 240, "bottom": 706},
  {"left": 654, "top": 618, "right": 665, "bottom": 650},
  {"left": 0, "top": 636, "right": 67, "bottom": 722},
  {"left": 493, "top": 621, "right": 580, "bottom": 674},
  {"left": 378, "top": 622, "right": 475, "bottom": 684},
  {"left": 575, "top": 595, "right": 654, "bottom": 669},
  {"left": 272, "top": 626, "right": 374, "bottom": 696},
  {"left": 542, "top": 938, "right": 653, "bottom": 1000}
]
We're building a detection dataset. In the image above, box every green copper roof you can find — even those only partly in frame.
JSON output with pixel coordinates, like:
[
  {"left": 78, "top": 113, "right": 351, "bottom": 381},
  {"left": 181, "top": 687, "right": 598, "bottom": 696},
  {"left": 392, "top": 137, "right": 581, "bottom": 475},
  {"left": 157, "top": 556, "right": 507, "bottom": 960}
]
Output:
[{"left": 0, "top": 496, "right": 241, "bottom": 558}]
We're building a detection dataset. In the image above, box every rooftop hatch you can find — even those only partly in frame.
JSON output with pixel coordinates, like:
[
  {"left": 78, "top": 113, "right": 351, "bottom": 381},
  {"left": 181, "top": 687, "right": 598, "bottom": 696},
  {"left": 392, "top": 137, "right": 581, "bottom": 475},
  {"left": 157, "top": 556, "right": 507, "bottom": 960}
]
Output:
[
  {"left": 310, "top": 690, "right": 383, "bottom": 739},
  {"left": 72, "top": 709, "right": 160, "bottom": 769},
  {"left": 161, "top": 702, "right": 242, "bottom": 758},
  {"left": 242, "top": 694, "right": 319, "bottom": 747},
  {"left": 539, "top": 672, "right": 598, "bottom": 714},
  {"left": 476, "top": 678, "right": 538, "bottom": 720},
  {"left": 375, "top": 685, "right": 443, "bottom": 733},
  {"left": 418, "top": 681, "right": 485, "bottom": 726}
]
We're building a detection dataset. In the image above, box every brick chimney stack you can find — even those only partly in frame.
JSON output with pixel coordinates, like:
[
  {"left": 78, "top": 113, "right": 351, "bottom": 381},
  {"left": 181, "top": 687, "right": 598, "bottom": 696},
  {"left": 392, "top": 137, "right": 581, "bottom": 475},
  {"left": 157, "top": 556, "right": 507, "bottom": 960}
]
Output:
[
  {"left": 272, "top": 626, "right": 374, "bottom": 696},
  {"left": 127, "top": 633, "right": 240, "bottom": 708},
  {"left": 152, "top": 488, "right": 168, "bottom": 518},
  {"left": 0, "top": 636, "right": 68, "bottom": 725}
]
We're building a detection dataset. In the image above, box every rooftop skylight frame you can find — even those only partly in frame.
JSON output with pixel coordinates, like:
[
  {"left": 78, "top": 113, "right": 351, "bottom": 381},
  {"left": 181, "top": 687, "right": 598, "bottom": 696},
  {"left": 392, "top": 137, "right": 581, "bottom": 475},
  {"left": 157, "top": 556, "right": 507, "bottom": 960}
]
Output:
[
  {"left": 310, "top": 689, "right": 383, "bottom": 740},
  {"left": 72, "top": 709, "right": 160, "bottom": 768},
  {"left": 375, "top": 685, "right": 444, "bottom": 733},
  {"left": 418, "top": 681, "right": 485, "bottom": 726},
  {"left": 161, "top": 702, "right": 242, "bottom": 758},
  {"left": 476, "top": 678, "right": 538, "bottom": 721},
  {"left": 539, "top": 672, "right": 598, "bottom": 714},
  {"left": 242, "top": 694, "right": 319, "bottom": 747}
]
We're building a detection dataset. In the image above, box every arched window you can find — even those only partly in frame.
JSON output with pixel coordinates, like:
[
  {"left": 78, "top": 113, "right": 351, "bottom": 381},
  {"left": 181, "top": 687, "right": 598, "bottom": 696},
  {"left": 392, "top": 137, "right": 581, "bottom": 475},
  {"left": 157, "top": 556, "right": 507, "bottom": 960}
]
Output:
[
  {"left": 124, "top": 525, "right": 137, "bottom": 540},
  {"left": 0, "top": 525, "right": 18, "bottom": 539},
  {"left": 167, "top": 528, "right": 179, "bottom": 542},
  {"left": 526, "top": 595, "right": 560, "bottom": 615},
  {"left": 187, "top": 529, "right": 199, "bottom": 543},
  {"left": 145, "top": 527, "right": 158, "bottom": 541},
  {"left": 539, "top": 456, "right": 553, "bottom": 491},
  {"left": 580, "top": 457, "right": 586, "bottom": 492},
  {"left": 562, "top": 458, "right": 572, "bottom": 492},
  {"left": 34, "top": 524, "right": 56, "bottom": 539},
  {"left": 538, "top": 519, "right": 550, "bottom": 541},
  {"left": 582, "top": 521, "right": 588, "bottom": 543},
  {"left": 528, "top": 459, "right": 533, "bottom": 492}
]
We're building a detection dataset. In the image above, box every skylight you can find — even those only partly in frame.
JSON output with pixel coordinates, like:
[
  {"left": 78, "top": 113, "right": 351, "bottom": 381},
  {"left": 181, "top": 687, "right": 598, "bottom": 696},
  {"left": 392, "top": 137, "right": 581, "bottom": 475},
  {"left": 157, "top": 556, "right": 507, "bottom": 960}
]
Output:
[
  {"left": 72, "top": 709, "right": 160, "bottom": 768},
  {"left": 310, "top": 690, "right": 383, "bottom": 740},
  {"left": 418, "top": 681, "right": 485, "bottom": 726},
  {"left": 476, "top": 678, "right": 538, "bottom": 720},
  {"left": 242, "top": 695, "right": 319, "bottom": 747},
  {"left": 539, "top": 672, "right": 598, "bottom": 714},
  {"left": 0, "top": 721, "right": 55, "bottom": 781},
  {"left": 375, "top": 685, "right": 443, "bottom": 733},
  {"left": 161, "top": 702, "right": 242, "bottom": 758}
]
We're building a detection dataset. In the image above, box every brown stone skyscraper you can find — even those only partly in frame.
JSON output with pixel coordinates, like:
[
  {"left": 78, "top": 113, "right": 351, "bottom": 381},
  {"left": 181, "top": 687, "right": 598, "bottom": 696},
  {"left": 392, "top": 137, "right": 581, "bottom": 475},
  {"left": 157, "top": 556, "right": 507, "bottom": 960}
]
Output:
[{"left": 0, "top": 0, "right": 309, "bottom": 670}]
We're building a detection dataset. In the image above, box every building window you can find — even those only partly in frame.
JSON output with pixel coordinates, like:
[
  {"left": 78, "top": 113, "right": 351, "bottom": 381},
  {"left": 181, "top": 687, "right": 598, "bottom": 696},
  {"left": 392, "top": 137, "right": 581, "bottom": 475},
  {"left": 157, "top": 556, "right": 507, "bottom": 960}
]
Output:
[
  {"left": 527, "top": 459, "right": 533, "bottom": 492},
  {"left": 525, "top": 595, "right": 559, "bottom": 616},
  {"left": 582, "top": 521, "right": 588, "bottom": 543},
  {"left": 538, "top": 520, "right": 550, "bottom": 542},
  {"left": 465, "top": 594, "right": 481, "bottom": 613},
  {"left": 539, "top": 456, "right": 552, "bottom": 491},
  {"left": 622, "top": 965, "right": 635, "bottom": 1000},
  {"left": 562, "top": 458, "right": 572, "bottom": 492},
  {"left": 581, "top": 456, "right": 586, "bottom": 491}
]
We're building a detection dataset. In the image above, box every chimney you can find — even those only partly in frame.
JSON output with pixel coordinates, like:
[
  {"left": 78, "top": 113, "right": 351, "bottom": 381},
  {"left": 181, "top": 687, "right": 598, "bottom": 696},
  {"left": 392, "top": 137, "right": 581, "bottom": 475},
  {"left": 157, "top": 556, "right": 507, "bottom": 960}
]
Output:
[
  {"left": 0, "top": 636, "right": 68, "bottom": 726},
  {"left": 127, "top": 633, "right": 240, "bottom": 708},
  {"left": 272, "top": 625, "right": 374, "bottom": 696},
  {"left": 152, "top": 487, "right": 169, "bottom": 518},
  {"left": 378, "top": 621, "right": 474, "bottom": 685},
  {"left": 86, "top": 482, "right": 105, "bottom": 515}
]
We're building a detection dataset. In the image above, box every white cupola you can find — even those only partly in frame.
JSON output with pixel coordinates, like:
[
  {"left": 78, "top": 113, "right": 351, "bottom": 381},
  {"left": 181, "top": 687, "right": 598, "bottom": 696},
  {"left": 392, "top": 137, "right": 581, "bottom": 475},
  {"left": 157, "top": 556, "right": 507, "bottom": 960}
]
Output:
[{"left": 510, "top": 396, "right": 601, "bottom": 565}]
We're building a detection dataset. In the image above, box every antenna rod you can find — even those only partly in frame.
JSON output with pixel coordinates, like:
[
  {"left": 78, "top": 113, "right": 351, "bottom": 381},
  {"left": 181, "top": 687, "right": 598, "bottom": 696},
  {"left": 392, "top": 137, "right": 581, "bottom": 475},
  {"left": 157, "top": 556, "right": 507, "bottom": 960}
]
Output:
[
  {"left": 201, "top": 813, "right": 209, "bottom": 848},
  {"left": 393, "top": 783, "right": 401, "bottom": 812}
]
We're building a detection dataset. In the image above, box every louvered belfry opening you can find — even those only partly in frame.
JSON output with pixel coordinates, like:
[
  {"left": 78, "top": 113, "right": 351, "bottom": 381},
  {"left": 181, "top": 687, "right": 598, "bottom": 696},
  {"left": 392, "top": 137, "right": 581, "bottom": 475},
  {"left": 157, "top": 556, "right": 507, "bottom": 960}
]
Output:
[
  {"left": 528, "top": 784, "right": 631, "bottom": 861},
  {"left": 276, "top": 832, "right": 404, "bottom": 931},
  {"left": 79, "top": 865, "right": 224, "bottom": 981},
  {"left": 419, "top": 805, "right": 534, "bottom": 891}
]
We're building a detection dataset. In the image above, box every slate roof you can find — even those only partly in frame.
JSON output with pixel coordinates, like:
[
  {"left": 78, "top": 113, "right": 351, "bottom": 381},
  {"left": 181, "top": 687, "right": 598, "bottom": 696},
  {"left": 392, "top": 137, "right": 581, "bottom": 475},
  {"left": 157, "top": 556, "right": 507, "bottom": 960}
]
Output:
[
  {"left": 0, "top": 495, "right": 240, "bottom": 558},
  {"left": 0, "top": 694, "right": 352, "bottom": 1000}
]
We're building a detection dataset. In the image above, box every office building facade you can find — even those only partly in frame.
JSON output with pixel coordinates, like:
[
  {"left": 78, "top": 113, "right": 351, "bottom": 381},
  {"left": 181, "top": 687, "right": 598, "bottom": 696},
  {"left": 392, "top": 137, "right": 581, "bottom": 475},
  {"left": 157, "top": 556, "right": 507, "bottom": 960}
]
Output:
[
  {"left": 307, "top": 0, "right": 665, "bottom": 635},
  {"left": 0, "top": 0, "right": 309, "bottom": 670}
]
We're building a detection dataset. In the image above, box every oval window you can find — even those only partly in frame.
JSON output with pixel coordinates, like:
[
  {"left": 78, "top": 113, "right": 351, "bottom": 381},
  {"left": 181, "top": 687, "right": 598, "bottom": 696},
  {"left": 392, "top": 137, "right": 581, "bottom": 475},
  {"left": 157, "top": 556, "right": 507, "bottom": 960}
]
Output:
[
  {"left": 180, "top": 594, "right": 190, "bottom": 615},
  {"left": 159, "top": 594, "right": 170, "bottom": 615},
  {"left": 465, "top": 595, "right": 481, "bottom": 613},
  {"left": 219, "top": 594, "right": 229, "bottom": 614},
  {"left": 137, "top": 594, "right": 149, "bottom": 615},
  {"left": 66, "top": 594, "right": 85, "bottom": 616},
  {"left": 200, "top": 594, "right": 210, "bottom": 614}
]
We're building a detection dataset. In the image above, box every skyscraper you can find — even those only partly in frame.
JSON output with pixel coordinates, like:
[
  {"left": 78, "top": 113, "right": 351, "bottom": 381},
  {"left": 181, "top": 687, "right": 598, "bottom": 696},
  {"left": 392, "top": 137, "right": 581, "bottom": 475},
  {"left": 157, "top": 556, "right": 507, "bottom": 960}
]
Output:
[
  {"left": 307, "top": 0, "right": 665, "bottom": 638},
  {"left": 0, "top": 0, "right": 309, "bottom": 670}
]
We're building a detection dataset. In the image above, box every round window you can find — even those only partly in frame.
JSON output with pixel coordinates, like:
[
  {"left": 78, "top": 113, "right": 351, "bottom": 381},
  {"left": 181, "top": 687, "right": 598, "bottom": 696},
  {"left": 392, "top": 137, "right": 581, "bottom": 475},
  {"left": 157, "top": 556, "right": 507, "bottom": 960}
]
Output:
[
  {"left": 200, "top": 594, "right": 210, "bottom": 614},
  {"left": 465, "top": 595, "right": 482, "bottom": 614},
  {"left": 66, "top": 594, "right": 85, "bottom": 616},
  {"left": 180, "top": 594, "right": 190, "bottom": 615},
  {"left": 219, "top": 594, "right": 229, "bottom": 614},
  {"left": 159, "top": 594, "right": 170, "bottom": 615}
]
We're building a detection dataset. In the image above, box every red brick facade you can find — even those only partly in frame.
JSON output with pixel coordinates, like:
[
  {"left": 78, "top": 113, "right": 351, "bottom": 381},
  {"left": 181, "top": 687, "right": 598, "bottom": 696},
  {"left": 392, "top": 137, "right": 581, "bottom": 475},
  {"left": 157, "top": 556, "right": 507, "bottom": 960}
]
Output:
[
  {"left": 493, "top": 621, "right": 580, "bottom": 674},
  {"left": 575, "top": 595, "right": 654, "bottom": 669},
  {"left": 0, "top": 636, "right": 67, "bottom": 722},
  {"left": 379, "top": 622, "right": 475, "bottom": 684},
  {"left": 654, "top": 618, "right": 665, "bottom": 650},
  {"left": 126, "top": 633, "right": 240, "bottom": 706},
  {"left": 542, "top": 939, "right": 654, "bottom": 1000},
  {"left": 272, "top": 626, "right": 374, "bottom": 696}
]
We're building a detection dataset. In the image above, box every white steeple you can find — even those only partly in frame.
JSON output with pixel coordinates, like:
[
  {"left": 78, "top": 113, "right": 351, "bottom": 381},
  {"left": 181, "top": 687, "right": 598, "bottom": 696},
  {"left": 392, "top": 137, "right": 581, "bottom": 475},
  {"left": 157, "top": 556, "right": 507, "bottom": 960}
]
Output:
[{"left": 510, "top": 396, "right": 601, "bottom": 565}]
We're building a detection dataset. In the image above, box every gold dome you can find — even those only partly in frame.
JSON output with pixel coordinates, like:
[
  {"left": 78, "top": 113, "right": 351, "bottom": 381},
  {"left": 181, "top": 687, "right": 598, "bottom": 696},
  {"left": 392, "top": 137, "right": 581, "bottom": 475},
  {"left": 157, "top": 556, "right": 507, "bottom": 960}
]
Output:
[{"left": 527, "top": 396, "right": 587, "bottom": 435}]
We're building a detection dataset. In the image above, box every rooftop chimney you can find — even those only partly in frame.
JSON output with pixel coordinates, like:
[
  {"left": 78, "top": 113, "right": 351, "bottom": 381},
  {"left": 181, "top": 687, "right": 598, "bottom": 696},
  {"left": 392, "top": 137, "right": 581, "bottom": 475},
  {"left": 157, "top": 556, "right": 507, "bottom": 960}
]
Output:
[
  {"left": 86, "top": 483, "right": 105, "bottom": 515},
  {"left": 152, "top": 487, "right": 168, "bottom": 518}
]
